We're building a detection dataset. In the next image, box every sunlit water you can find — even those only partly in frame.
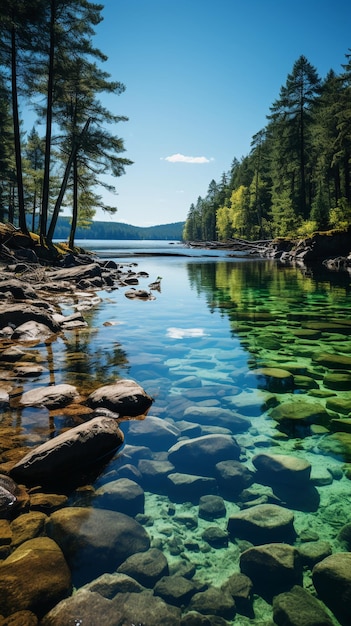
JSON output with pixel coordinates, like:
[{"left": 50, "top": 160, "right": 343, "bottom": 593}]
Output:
[{"left": 4, "top": 241, "right": 351, "bottom": 622}]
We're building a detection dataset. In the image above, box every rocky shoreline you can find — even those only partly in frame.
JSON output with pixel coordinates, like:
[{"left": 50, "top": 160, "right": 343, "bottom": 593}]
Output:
[{"left": 0, "top": 225, "right": 350, "bottom": 624}]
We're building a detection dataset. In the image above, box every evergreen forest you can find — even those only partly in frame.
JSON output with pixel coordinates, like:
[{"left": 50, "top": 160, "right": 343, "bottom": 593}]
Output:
[
  {"left": 0, "top": 1, "right": 131, "bottom": 247},
  {"left": 183, "top": 53, "right": 351, "bottom": 242}
]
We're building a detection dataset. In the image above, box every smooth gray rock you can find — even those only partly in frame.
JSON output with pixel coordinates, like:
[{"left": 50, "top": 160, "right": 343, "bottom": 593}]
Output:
[
  {"left": 188, "top": 586, "right": 236, "bottom": 620},
  {"left": 121, "top": 415, "right": 179, "bottom": 450},
  {"left": 41, "top": 589, "right": 122, "bottom": 626},
  {"left": 167, "top": 472, "right": 218, "bottom": 502},
  {"left": 11, "top": 416, "right": 124, "bottom": 486},
  {"left": 215, "top": 460, "right": 254, "bottom": 497},
  {"left": 19, "top": 383, "right": 80, "bottom": 408},
  {"left": 86, "top": 378, "right": 153, "bottom": 417},
  {"left": 111, "top": 591, "right": 181, "bottom": 625},
  {"left": 252, "top": 452, "right": 311, "bottom": 485},
  {"left": 198, "top": 495, "right": 226, "bottom": 520},
  {"left": 94, "top": 478, "right": 145, "bottom": 516},
  {"left": 168, "top": 434, "right": 241, "bottom": 476},
  {"left": 46, "top": 507, "right": 150, "bottom": 586}
]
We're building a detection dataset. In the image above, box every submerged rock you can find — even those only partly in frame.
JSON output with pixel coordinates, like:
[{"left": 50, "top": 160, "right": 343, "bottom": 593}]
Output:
[
  {"left": 312, "top": 552, "right": 351, "bottom": 626},
  {"left": 227, "top": 503, "right": 296, "bottom": 544},
  {"left": 168, "top": 434, "right": 241, "bottom": 476},
  {"left": 188, "top": 586, "right": 236, "bottom": 620},
  {"left": 252, "top": 452, "right": 311, "bottom": 486},
  {"left": 46, "top": 507, "right": 150, "bottom": 586},
  {"left": 94, "top": 477, "right": 145, "bottom": 517},
  {"left": 240, "top": 543, "right": 303, "bottom": 601},
  {"left": 273, "top": 584, "right": 334, "bottom": 626},
  {"left": 0, "top": 537, "right": 71, "bottom": 617},
  {"left": 117, "top": 548, "right": 169, "bottom": 588}
]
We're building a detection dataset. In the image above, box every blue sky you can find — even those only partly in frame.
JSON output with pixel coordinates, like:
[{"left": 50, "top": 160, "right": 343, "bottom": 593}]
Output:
[{"left": 89, "top": 1, "right": 351, "bottom": 226}]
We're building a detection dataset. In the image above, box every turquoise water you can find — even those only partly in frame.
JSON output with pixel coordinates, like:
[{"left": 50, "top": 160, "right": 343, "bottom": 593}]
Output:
[{"left": 4, "top": 242, "right": 351, "bottom": 623}]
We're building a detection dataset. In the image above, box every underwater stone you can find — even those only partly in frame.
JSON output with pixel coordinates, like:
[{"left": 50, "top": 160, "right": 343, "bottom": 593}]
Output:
[
  {"left": 273, "top": 585, "right": 334, "bottom": 626},
  {"left": 0, "top": 537, "right": 72, "bottom": 618},
  {"left": 240, "top": 543, "right": 302, "bottom": 602},
  {"left": 252, "top": 453, "right": 311, "bottom": 486},
  {"left": 198, "top": 495, "right": 226, "bottom": 520},
  {"left": 269, "top": 399, "right": 331, "bottom": 433},
  {"left": 10, "top": 511, "right": 48, "bottom": 548},
  {"left": 215, "top": 460, "right": 254, "bottom": 497},
  {"left": 94, "top": 478, "right": 145, "bottom": 517},
  {"left": 167, "top": 473, "right": 217, "bottom": 502},
  {"left": 82, "top": 572, "right": 146, "bottom": 597},
  {"left": 117, "top": 547, "right": 169, "bottom": 588},
  {"left": 312, "top": 553, "right": 351, "bottom": 625},
  {"left": 168, "top": 434, "right": 241, "bottom": 476},
  {"left": 201, "top": 526, "right": 229, "bottom": 548},
  {"left": 330, "top": 418, "right": 351, "bottom": 433},
  {"left": 318, "top": 432, "right": 351, "bottom": 462},
  {"left": 250, "top": 368, "right": 294, "bottom": 393},
  {"left": 121, "top": 415, "right": 180, "bottom": 450},
  {"left": 137, "top": 459, "right": 175, "bottom": 492},
  {"left": 313, "top": 352, "right": 351, "bottom": 369},
  {"left": 182, "top": 406, "right": 251, "bottom": 433},
  {"left": 41, "top": 589, "right": 122, "bottom": 626},
  {"left": 293, "top": 375, "right": 319, "bottom": 390},
  {"left": 297, "top": 541, "right": 332, "bottom": 568},
  {"left": 188, "top": 586, "right": 236, "bottom": 620},
  {"left": 221, "top": 572, "right": 253, "bottom": 617},
  {"left": 112, "top": 591, "right": 181, "bottom": 626},
  {"left": 326, "top": 397, "right": 351, "bottom": 415},
  {"left": 154, "top": 575, "right": 201, "bottom": 607},
  {"left": 324, "top": 371, "right": 351, "bottom": 391},
  {"left": 227, "top": 504, "right": 295, "bottom": 544},
  {"left": 337, "top": 523, "right": 351, "bottom": 549},
  {"left": 46, "top": 507, "right": 150, "bottom": 586}
]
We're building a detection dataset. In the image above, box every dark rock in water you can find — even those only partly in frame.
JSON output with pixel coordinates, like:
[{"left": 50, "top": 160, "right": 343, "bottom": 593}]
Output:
[
  {"left": 215, "top": 460, "right": 254, "bottom": 499},
  {"left": 154, "top": 575, "right": 201, "bottom": 607},
  {"left": 250, "top": 367, "right": 294, "bottom": 393},
  {"left": 273, "top": 584, "right": 334, "bottom": 626},
  {"left": 297, "top": 540, "right": 332, "bottom": 568},
  {"left": 0, "top": 537, "right": 72, "bottom": 618},
  {"left": 0, "top": 303, "right": 61, "bottom": 335},
  {"left": 0, "top": 475, "right": 19, "bottom": 517},
  {"left": 137, "top": 458, "right": 175, "bottom": 492},
  {"left": 188, "top": 586, "right": 236, "bottom": 620},
  {"left": 338, "top": 522, "right": 351, "bottom": 549},
  {"left": 168, "top": 434, "right": 241, "bottom": 476},
  {"left": 182, "top": 406, "right": 251, "bottom": 433},
  {"left": 324, "top": 371, "right": 351, "bottom": 391},
  {"left": 86, "top": 378, "right": 153, "bottom": 417},
  {"left": 111, "top": 591, "right": 181, "bottom": 626},
  {"left": 269, "top": 400, "right": 331, "bottom": 436},
  {"left": 81, "top": 571, "right": 146, "bottom": 597},
  {"left": 10, "top": 416, "right": 124, "bottom": 486},
  {"left": 227, "top": 504, "right": 296, "bottom": 544},
  {"left": 41, "top": 589, "right": 123, "bottom": 626},
  {"left": 326, "top": 396, "right": 351, "bottom": 415},
  {"left": 121, "top": 414, "right": 179, "bottom": 450},
  {"left": 167, "top": 473, "right": 217, "bottom": 503},
  {"left": 240, "top": 543, "right": 303, "bottom": 602},
  {"left": 201, "top": 526, "right": 229, "bottom": 548},
  {"left": 318, "top": 432, "right": 351, "bottom": 462},
  {"left": 252, "top": 452, "right": 311, "bottom": 486},
  {"left": 94, "top": 478, "right": 145, "bottom": 517},
  {"left": 117, "top": 547, "right": 169, "bottom": 588},
  {"left": 312, "top": 552, "right": 351, "bottom": 626},
  {"left": 313, "top": 351, "right": 351, "bottom": 368},
  {"left": 221, "top": 572, "right": 253, "bottom": 617},
  {"left": 270, "top": 481, "right": 320, "bottom": 512},
  {"left": 46, "top": 507, "right": 150, "bottom": 586},
  {"left": 198, "top": 495, "right": 226, "bottom": 520}
]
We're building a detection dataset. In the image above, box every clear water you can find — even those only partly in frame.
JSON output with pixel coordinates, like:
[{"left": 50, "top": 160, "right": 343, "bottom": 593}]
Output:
[{"left": 3, "top": 242, "right": 351, "bottom": 623}]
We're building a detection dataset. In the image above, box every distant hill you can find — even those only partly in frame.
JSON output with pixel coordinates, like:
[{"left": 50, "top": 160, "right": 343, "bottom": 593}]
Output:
[{"left": 54, "top": 217, "right": 185, "bottom": 241}]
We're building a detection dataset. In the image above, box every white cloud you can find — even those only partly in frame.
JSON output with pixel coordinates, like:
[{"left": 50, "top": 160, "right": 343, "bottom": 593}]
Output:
[
  {"left": 167, "top": 327, "right": 208, "bottom": 339},
  {"left": 163, "top": 153, "right": 213, "bottom": 164}
]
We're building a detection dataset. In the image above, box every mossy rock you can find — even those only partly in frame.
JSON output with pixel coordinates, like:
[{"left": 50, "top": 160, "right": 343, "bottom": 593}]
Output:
[
  {"left": 323, "top": 371, "right": 351, "bottom": 391},
  {"left": 293, "top": 375, "right": 319, "bottom": 391},
  {"left": 318, "top": 432, "right": 351, "bottom": 462},
  {"left": 326, "top": 397, "right": 351, "bottom": 416},
  {"left": 313, "top": 353, "right": 351, "bottom": 369},
  {"left": 330, "top": 418, "right": 351, "bottom": 434},
  {"left": 252, "top": 368, "right": 294, "bottom": 393},
  {"left": 270, "top": 400, "right": 331, "bottom": 427},
  {"left": 292, "top": 329, "right": 321, "bottom": 340}
]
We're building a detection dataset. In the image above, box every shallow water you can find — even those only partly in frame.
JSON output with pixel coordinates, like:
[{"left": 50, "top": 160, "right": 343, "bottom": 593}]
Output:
[{"left": 2, "top": 243, "right": 351, "bottom": 623}]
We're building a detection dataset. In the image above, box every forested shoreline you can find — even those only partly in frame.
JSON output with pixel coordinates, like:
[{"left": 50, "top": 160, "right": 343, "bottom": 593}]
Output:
[{"left": 183, "top": 53, "right": 351, "bottom": 243}]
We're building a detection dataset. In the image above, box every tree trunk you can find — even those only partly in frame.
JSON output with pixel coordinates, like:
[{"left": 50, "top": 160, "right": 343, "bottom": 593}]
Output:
[{"left": 11, "top": 26, "right": 28, "bottom": 234}]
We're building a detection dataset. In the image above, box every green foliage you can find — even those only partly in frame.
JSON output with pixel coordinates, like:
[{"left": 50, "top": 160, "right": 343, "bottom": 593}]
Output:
[
  {"left": 184, "top": 51, "right": 351, "bottom": 242},
  {"left": 53, "top": 217, "right": 185, "bottom": 241}
]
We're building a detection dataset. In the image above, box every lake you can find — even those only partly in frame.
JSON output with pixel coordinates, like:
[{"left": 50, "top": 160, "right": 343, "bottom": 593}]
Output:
[{"left": 4, "top": 240, "right": 351, "bottom": 623}]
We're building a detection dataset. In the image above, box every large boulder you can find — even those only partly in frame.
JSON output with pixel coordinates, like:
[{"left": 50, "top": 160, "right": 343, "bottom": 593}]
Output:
[
  {"left": 240, "top": 543, "right": 303, "bottom": 601},
  {"left": 252, "top": 453, "right": 311, "bottom": 486},
  {"left": 41, "top": 589, "right": 122, "bottom": 626},
  {"left": 10, "top": 416, "right": 124, "bottom": 486},
  {"left": 312, "top": 552, "right": 351, "bottom": 625},
  {"left": 0, "top": 537, "right": 71, "bottom": 617},
  {"left": 86, "top": 378, "right": 153, "bottom": 417},
  {"left": 269, "top": 400, "right": 331, "bottom": 435},
  {"left": 94, "top": 478, "right": 145, "bottom": 516},
  {"left": 273, "top": 585, "right": 334, "bottom": 626},
  {"left": 215, "top": 460, "right": 254, "bottom": 498},
  {"left": 227, "top": 504, "right": 296, "bottom": 544},
  {"left": 168, "top": 434, "right": 241, "bottom": 476},
  {"left": 46, "top": 506, "right": 150, "bottom": 586}
]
